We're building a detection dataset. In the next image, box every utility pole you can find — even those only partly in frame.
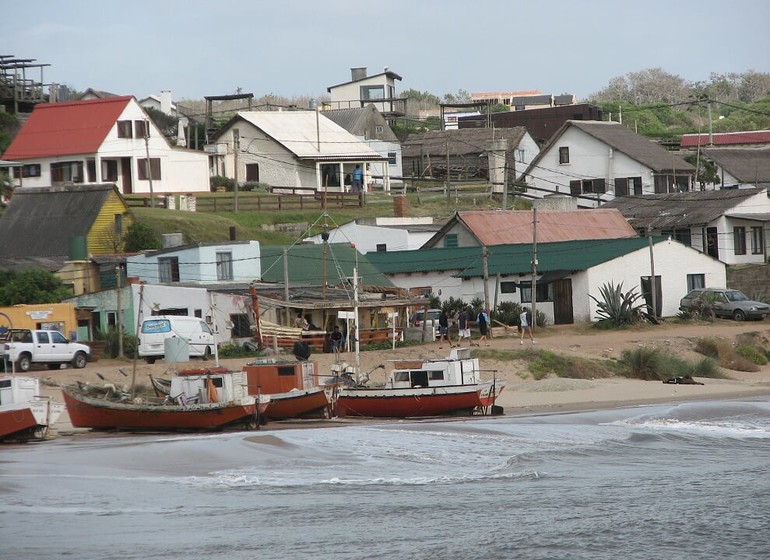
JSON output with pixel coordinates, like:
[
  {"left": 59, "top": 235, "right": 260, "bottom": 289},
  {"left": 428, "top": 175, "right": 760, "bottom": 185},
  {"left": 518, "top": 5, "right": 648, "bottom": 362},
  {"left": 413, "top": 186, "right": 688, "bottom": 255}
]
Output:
[
  {"left": 648, "top": 226, "right": 657, "bottom": 321},
  {"left": 283, "top": 248, "right": 290, "bottom": 325},
  {"left": 445, "top": 132, "right": 451, "bottom": 208},
  {"left": 482, "top": 245, "right": 490, "bottom": 318},
  {"left": 531, "top": 208, "right": 538, "bottom": 333},
  {"left": 144, "top": 120, "right": 154, "bottom": 208},
  {"left": 233, "top": 128, "right": 240, "bottom": 213},
  {"left": 116, "top": 265, "right": 124, "bottom": 358}
]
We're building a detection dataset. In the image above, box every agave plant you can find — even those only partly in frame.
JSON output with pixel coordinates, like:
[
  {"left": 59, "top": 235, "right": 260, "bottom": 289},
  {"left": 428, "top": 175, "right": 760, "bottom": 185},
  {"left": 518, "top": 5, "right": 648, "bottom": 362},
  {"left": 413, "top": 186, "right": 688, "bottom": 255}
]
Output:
[{"left": 590, "top": 282, "right": 646, "bottom": 326}]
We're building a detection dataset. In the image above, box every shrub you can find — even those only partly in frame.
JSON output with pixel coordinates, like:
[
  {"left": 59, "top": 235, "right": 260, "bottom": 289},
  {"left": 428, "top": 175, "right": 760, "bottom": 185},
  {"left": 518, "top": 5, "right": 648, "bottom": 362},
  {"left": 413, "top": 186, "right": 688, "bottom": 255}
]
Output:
[
  {"left": 527, "top": 349, "right": 615, "bottom": 380},
  {"left": 210, "top": 175, "right": 236, "bottom": 192},
  {"left": 734, "top": 345, "right": 768, "bottom": 365},
  {"left": 590, "top": 282, "right": 646, "bottom": 326},
  {"left": 694, "top": 336, "right": 761, "bottom": 371},
  {"left": 123, "top": 221, "right": 161, "bottom": 252},
  {"left": 619, "top": 347, "right": 725, "bottom": 381}
]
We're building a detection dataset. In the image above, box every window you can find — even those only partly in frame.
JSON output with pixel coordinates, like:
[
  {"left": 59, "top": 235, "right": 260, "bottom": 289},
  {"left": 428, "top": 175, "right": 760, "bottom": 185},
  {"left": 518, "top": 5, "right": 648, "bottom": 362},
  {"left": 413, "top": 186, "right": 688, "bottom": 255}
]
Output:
[
  {"left": 159, "top": 257, "right": 180, "bottom": 282},
  {"left": 245, "top": 163, "right": 259, "bottom": 182},
  {"left": 733, "top": 226, "right": 747, "bottom": 255},
  {"left": 230, "top": 314, "right": 251, "bottom": 337},
  {"left": 570, "top": 179, "right": 606, "bottom": 195},
  {"left": 87, "top": 159, "right": 96, "bottom": 182},
  {"left": 387, "top": 152, "right": 397, "bottom": 165},
  {"left": 216, "top": 252, "right": 233, "bottom": 281},
  {"left": 50, "top": 331, "right": 68, "bottom": 344},
  {"left": 751, "top": 226, "right": 764, "bottom": 254},
  {"left": 138, "top": 158, "right": 161, "bottom": 180},
  {"left": 500, "top": 281, "right": 517, "bottom": 294},
  {"left": 114, "top": 214, "right": 123, "bottom": 235},
  {"left": 134, "top": 120, "right": 149, "bottom": 139},
  {"left": 376, "top": 125, "right": 385, "bottom": 134},
  {"left": 558, "top": 147, "right": 570, "bottom": 164},
  {"left": 376, "top": 243, "right": 387, "bottom": 252},
  {"left": 50, "top": 161, "right": 84, "bottom": 183},
  {"left": 102, "top": 160, "right": 118, "bottom": 181},
  {"left": 360, "top": 85, "right": 385, "bottom": 100},
  {"left": 37, "top": 332, "right": 50, "bottom": 344},
  {"left": 106, "top": 311, "right": 117, "bottom": 327},
  {"left": 12, "top": 164, "right": 41, "bottom": 178},
  {"left": 444, "top": 234, "right": 458, "bottom": 248},
  {"left": 516, "top": 149, "right": 525, "bottom": 163},
  {"left": 117, "top": 120, "right": 133, "bottom": 138},
  {"left": 278, "top": 366, "right": 295, "bottom": 376},
  {"left": 687, "top": 274, "right": 705, "bottom": 292},
  {"left": 520, "top": 282, "right": 552, "bottom": 303}
]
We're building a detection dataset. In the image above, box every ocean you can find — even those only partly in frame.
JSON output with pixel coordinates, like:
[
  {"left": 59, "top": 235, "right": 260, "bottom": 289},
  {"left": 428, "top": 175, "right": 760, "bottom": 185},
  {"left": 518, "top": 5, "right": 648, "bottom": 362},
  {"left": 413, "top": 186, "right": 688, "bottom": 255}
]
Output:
[{"left": 2, "top": 398, "right": 769, "bottom": 560}]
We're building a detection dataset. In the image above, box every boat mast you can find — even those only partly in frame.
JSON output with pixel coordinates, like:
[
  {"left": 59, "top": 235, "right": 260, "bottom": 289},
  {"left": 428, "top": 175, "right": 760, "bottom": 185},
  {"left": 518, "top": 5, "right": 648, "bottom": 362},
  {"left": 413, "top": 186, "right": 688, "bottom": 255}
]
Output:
[{"left": 353, "top": 266, "right": 361, "bottom": 379}]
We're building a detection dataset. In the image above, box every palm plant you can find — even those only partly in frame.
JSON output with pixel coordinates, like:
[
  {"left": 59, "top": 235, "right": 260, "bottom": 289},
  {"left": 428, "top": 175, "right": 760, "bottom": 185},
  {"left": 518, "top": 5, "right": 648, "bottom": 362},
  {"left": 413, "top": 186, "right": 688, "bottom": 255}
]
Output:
[{"left": 590, "top": 282, "right": 646, "bottom": 326}]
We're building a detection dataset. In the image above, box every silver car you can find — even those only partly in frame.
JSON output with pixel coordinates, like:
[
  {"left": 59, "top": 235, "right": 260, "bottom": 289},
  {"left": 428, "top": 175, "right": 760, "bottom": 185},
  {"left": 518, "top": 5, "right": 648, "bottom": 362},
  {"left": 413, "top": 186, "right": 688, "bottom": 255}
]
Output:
[{"left": 679, "top": 288, "right": 770, "bottom": 321}]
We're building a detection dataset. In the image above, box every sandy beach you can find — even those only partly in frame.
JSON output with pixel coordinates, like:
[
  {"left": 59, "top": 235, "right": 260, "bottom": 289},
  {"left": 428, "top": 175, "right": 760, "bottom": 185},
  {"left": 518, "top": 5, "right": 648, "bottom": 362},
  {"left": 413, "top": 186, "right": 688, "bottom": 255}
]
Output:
[{"left": 20, "top": 319, "right": 770, "bottom": 434}]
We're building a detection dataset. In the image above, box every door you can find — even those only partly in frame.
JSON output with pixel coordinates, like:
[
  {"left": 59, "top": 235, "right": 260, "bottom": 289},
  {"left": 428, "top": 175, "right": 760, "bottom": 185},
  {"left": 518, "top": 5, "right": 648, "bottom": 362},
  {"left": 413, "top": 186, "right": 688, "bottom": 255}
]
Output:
[
  {"left": 641, "top": 276, "right": 663, "bottom": 318},
  {"left": 121, "top": 157, "right": 133, "bottom": 194},
  {"left": 704, "top": 227, "right": 719, "bottom": 259},
  {"left": 552, "top": 279, "right": 574, "bottom": 325}
]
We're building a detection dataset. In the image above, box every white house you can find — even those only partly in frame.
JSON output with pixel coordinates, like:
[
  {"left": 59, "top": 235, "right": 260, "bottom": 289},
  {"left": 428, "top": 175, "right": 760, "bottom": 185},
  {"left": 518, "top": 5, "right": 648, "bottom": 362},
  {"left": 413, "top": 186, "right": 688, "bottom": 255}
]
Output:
[
  {"left": 304, "top": 217, "right": 443, "bottom": 254},
  {"left": 126, "top": 240, "right": 261, "bottom": 284},
  {"left": 522, "top": 120, "right": 695, "bottom": 207},
  {"left": 604, "top": 187, "right": 770, "bottom": 265},
  {"left": 206, "top": 111, "right": 386, "bottom": 192},
  {"left": 2, "top": 96, "right": 210, "bottom": 194},
  {"left": 326, "top": 67, "right": 405, "bottom": 116},
  {"left": 367, "top": 237, "right": 726, "bottom": 324},
  {"left": 702, "top": 147, "right": 770, "bottom": 190}
]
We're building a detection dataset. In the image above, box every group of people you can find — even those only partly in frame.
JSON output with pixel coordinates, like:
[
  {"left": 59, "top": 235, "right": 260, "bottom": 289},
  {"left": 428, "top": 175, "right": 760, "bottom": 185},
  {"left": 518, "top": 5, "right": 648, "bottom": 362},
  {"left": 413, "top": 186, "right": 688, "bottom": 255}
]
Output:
[{"left": 436, "top": 307, "right": 535, "bottom": 348}]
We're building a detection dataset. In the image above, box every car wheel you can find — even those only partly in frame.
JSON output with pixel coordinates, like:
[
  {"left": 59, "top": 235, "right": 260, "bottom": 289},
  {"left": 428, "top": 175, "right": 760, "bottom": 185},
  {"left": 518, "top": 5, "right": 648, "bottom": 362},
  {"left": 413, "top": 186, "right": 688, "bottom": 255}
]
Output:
[
  {"left": 732, "top": 309, "right": 746, "bottom": 321},
  {"left": 203, "top": 347, "right": 212, "bottom": 360},
  {"left": 17, "top": 353, "right": 32, "bottom": 372},
  {"left": 145, "top": 357, "right": 156, "bottom": 364},
  {"left": 72, "top": 352, "right": 87, "bottom": 369}
]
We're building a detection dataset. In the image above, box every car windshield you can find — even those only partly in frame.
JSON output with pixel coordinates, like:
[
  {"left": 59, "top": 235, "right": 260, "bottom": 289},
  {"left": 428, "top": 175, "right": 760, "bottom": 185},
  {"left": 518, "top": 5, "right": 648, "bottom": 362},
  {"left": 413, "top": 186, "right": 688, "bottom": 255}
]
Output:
[{"left": 725, "top": 291, "right": 749, "bottom": 302}]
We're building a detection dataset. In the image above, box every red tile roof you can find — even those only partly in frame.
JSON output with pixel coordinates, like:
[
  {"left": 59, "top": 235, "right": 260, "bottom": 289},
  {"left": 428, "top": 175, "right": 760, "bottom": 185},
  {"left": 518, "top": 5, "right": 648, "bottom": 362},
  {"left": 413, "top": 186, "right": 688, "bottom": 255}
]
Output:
[
  {"left": 2, "top": 96, "right": 133, "bottom": 160},
  {"left": 680, "top": 130, "right": 770, "bottom": 148},
  {"left": 456, "top": 209, "right": 638, "bottom": 245}
]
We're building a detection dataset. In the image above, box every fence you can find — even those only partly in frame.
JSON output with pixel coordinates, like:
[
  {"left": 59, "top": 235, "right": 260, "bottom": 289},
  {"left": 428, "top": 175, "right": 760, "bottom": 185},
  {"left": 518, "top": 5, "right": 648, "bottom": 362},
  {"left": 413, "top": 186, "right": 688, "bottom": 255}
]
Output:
[
  {"left": 264, "top": 328, "right": 402, "bottom": 353},
  {"left": 125, "top": 191, "right": 364, "bottom": 212}
]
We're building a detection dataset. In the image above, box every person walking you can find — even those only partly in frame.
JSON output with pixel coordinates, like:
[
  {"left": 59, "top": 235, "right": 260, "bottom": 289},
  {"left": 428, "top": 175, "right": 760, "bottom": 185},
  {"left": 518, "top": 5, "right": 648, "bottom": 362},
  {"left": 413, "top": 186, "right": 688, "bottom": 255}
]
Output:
[
  {"left": 477, "top": 308, "right": 490, "bottom": 346},
  {"left": 330, "top": 325, "right": 343, "bottom": 361},
  {"left": 520, "top": 307, "right": 535, "bottom": 345},
  {"left": 437, "top": 309, "right": 453, "bottom": 349},
  {"left": 352, "top": 164, "right": 363, "bottom": 193},
  {"left": 457, "top": 307, "right": 470, "bottom": 346}
]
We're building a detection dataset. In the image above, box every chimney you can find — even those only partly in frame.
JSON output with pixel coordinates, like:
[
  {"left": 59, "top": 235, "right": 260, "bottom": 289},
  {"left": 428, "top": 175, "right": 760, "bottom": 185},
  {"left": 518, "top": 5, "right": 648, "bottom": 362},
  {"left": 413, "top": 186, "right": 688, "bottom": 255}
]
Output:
[
  {"left": 351, "top": 67, "right": 367, "bottom": 81},
  {"left": 160, "top": 90, "right": 172, "bottom": 115},
  {"left": 393, "top": 194, "right": 408, "bottom": 218}
]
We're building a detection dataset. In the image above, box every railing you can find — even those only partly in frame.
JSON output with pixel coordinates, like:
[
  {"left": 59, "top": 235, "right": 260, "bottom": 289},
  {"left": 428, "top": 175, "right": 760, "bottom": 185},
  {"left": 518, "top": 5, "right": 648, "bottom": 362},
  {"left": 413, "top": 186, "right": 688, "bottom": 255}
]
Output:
[
  {"left": 125, "top": 191, "right": 364, "bottom": 212},
  {"left": 264, "top": 328, "right": 402, "bottom": 353}
]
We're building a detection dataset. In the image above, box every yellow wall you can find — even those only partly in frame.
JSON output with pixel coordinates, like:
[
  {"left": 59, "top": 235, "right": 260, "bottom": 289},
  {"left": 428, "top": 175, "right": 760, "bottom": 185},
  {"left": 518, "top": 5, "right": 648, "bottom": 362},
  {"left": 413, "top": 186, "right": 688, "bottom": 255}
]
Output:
[
  {"left": 86, "top": 190, "right": 134, "bottom": 255},
  {"left": 58, "top": 261, "right": 101, "bottom": 296},
  {"left": 0, "top": 303, "right": 78, "bottom": 337}
]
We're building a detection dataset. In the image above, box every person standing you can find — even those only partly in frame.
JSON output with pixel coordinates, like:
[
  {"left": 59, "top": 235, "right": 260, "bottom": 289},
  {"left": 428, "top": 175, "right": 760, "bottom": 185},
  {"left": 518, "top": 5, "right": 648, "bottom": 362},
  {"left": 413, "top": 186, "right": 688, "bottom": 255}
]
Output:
[
  {"left": 352, "top": 164, "right": 363, "bottom": 193},
  {"left": 457, "top": 307, "right": 470, "bottom": 346},
  {"left": 437, "top": 309, "right": 453, "bottom": 349},
  {"left": 520, "top": 307, "right": 535, "bottom": 345},
  {"left": 477, "top": 308, "right": 490, "bottom": 347},
  {"left": 330, "top": 325, "right": 343, "bottom": 360}
]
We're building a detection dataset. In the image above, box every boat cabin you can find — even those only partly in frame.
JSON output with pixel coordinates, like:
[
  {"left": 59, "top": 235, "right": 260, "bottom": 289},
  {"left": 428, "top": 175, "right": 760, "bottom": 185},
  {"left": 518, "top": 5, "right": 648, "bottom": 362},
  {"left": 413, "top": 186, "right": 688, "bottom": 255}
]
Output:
[
  {"left": 242, "top": 358, "right": 318, "bottom": 395},
  {"left": 0, "top": 375, "right": 41, "bottom": 405},
  {"left": 170, "top": 369, "right": 250, "bottom": 404},
  {"left": 388, "top": 348, "right": 481, "bottom": 389}
]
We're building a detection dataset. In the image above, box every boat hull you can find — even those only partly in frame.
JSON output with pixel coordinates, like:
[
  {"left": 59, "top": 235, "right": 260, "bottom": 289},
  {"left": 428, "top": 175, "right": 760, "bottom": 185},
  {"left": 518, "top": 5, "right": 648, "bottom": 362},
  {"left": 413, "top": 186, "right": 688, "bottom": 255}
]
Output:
[
  {"left": 0, "top": 404, "right": 39, "bottom": 440},
  {"left": 62, "top": 388, "right": 259, "bottom": 431},
  {"left": 335, "top": 385, "right": 484, "bottom": 418},
  {"left": 265, "top": 387, "right": 329, "bottom": 420}
]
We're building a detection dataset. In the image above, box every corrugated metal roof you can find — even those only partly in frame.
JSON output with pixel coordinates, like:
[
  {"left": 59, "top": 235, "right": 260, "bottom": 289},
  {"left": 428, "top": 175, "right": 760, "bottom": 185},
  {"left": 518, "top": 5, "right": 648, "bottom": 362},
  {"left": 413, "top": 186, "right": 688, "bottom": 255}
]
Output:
[
  {"left": 401, "top": 127, "right": 527, "bottom": 158},
  {"left": 703, "top": 147, "right": 770, "bottom": 183},
  {"left": 322, "top": 105, "right": 400, "bottom": 143},
  {"left": 602, "top": 187, "right": 767, "bottom": 230},
  {"left": 2, "top": 97, "right": 132, "bottom": 160},
  {"left": 367, "top": 237, "right": 668, "bottom": 278},
  {"left": 260, "top": 243, "right": 393, "bottom": 288},
  {"left": 681, "top": 130, "right": 770, "bottom": 148},
  {"left": 454, "top": 209, "right": 638, "bottom": 245},
  {"left": 0, "top": 184, "right": 118, "bottom": 258},
  {"left": 235, "top": 111, "right": 384, "bottom": 160}
]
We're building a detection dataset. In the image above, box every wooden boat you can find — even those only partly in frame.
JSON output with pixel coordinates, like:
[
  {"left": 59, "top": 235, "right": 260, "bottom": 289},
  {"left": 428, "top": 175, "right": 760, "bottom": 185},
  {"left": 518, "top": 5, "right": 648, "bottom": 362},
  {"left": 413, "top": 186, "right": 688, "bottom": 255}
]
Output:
[
  {"left": 149, "top": 374, "right": 172, "bottom": 397},
  {"left": 0, "top": 375, "right": 65, "bottom": 442},
  {"left": 333, "top": 347, "right": 505, "bottom": 418},
  {"left": 61, "top": 369, "right": 267, "bottom": 432},
  {"left": 242, "top": 358, "right": 329, "bottom": 420}
]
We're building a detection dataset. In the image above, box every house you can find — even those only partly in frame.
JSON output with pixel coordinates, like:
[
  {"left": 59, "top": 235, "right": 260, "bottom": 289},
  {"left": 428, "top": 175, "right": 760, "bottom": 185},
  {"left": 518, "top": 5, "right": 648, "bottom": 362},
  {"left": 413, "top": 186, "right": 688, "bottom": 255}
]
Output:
[
  {"left": 603, "top": 187, "right": 770, "bottom": 265},
  {"left": 680, "top": 130, "right": 770, "bottom": 148},
  {"left": 2, "top": 96, "right": 210, "bottom": 194},
  {"left": 367, "top": 237, "right": 726, "bottom": 324},
  {"left": 421, "top": 208, "right": 638, "bottom": 249},
  {"left": 304, "top": 216, "right": 444, "bottom": 253},
  {"left": 459, "top": 103, "right": 604, "bottom": 144},
  {"left": 401, "top": 127, "right": 539, "bottom": 184},
  {"left": 326, "top": 67, "right": 406, "bottom": 118},
  {"left": 470, "top": 91, "right": 577, "bottom": 111},
  {"left": 702, "top": 147, "right": 770, "bottom": 189},
  {"left": 0, "top": 184, "right": 134, "bottom": 292},
  {"left": 521, "top": 121, "right": 695, "bottom": 206},
  {"left": 138, "top": 90, "right": 177, "bottom": 116},
  {"left": 206, "top": 111, "right": 386, "bottom": 192},
  {"left": 321, "top": 104, "right": 402, "bottom": 188},
  {"left": 126, "top": 240, "right": 261, "bottom": 284}
]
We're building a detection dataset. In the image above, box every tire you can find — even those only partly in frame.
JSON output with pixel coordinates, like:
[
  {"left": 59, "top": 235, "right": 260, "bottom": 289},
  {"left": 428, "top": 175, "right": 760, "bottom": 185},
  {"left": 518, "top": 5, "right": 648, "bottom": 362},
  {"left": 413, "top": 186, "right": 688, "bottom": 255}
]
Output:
[
  {"left": 145, "top": 357, "right": 156, "bottom": 364},
  {"left": 47, "top": 363, "right": 62, "bottom": 370},
  {"left": 17, "top": 353, "right": 32, "bottom": 372},
  {"left": 203, "top": 347, "right": 212, "bottom": 360},
  {"left": 732, "top": 309, "right": 746, "bottom": 322},
  {"left": 72, "top": 352, "right": 87, "bottom": 369}
]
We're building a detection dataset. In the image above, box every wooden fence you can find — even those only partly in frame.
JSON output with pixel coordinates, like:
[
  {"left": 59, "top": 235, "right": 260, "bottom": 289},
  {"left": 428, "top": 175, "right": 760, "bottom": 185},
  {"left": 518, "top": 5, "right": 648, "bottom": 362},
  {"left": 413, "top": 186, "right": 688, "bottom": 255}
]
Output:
[
  {"left": 125, "top": 191, "right": 364, "bottom": 212},
  {"left": 263, "top": 328, "right": 402, "bottom": 353}
]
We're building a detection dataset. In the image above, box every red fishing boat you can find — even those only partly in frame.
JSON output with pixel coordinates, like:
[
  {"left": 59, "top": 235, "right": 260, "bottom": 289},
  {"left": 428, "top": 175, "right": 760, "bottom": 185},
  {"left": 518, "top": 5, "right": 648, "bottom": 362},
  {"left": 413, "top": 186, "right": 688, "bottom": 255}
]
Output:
[
  {"left": 242, "top": 358, "right": 329, "bottom": 420},
  {"left": 333, "top": 348, "right": 505, "bottom": 418},
  {"left": 62, "top": 369, "right": 266, "bottom": 432},
  {"left": 0, "top": 375, "right": 64, "bottom": 441}
]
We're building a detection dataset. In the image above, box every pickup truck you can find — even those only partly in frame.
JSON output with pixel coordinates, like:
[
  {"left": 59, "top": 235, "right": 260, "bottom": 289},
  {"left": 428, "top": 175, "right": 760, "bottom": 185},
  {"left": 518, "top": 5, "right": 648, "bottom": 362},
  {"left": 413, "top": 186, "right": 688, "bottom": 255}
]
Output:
[{"left": 2, "top": 329, "right": 91, "bottom": 372}]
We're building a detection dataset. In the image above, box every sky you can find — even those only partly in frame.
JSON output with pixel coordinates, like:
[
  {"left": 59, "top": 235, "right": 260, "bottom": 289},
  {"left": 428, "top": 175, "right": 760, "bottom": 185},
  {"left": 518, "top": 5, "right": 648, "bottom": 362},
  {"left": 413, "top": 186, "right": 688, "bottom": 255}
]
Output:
[{"left": 5, "top": 0, "right": 770, "bottom": 103}]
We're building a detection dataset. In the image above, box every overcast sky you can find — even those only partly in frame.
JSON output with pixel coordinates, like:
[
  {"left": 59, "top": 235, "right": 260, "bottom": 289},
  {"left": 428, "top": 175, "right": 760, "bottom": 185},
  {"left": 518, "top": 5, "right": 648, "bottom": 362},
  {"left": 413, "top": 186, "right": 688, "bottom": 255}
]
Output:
[{"left": 6, "top": 0, "right": 770, "bottom": 103}]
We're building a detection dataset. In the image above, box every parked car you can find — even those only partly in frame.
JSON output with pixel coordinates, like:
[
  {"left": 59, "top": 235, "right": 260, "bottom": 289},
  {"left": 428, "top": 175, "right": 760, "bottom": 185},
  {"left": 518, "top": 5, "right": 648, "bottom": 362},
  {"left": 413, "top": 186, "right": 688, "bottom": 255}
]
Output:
[
  {"left": 409, "top": 309, "right": 442, "bottom": 334},
  {"left": 679, "top": 288, "right": 770, "bottom": 321}
]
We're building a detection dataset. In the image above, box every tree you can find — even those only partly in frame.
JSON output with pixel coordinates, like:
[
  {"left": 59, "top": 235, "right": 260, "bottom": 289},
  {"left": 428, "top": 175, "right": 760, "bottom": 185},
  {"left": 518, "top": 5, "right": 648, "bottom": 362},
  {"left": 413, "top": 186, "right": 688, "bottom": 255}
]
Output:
[
  {"left": 123, "top": 221, "right": 161, "bottom": 252},
  {"left": 684, "top": 154, "right": 720, "bottom": 189},
  {"left": 0, "top": 269, "right": 73, "bottom": 305},
  {"left": 144, "top": 106, "right": 178, "bottom": 140},
  {"left": 443, "top": 89, "right": 471, "bottom": 104}
]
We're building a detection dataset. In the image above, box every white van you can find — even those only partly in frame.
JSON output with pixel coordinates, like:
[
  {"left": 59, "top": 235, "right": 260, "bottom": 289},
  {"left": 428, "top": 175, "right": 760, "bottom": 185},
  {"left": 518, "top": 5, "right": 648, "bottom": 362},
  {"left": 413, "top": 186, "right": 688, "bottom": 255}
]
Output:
[{"left": 137, "top": 316, "right": 215, "bottom": 364}]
